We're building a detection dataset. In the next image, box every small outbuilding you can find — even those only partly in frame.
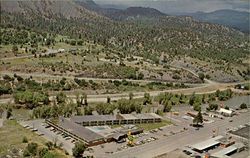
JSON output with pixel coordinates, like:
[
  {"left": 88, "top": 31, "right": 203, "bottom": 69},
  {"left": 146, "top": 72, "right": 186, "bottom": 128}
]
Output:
[{"left": 217, "top": 108, "right": 233, "bottom": 117}]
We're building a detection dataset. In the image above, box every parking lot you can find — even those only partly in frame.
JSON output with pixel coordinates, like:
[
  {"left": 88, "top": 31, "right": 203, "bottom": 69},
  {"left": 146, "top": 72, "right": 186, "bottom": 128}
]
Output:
[
  {"left": 19, "top": 119, "right": 74, "bottom": 155},
  {"left": 18, "top": 108, "right": 249, "bottom": 158},
  {"left": 229, "top": 124, "right": 249, "bottom": 140}
]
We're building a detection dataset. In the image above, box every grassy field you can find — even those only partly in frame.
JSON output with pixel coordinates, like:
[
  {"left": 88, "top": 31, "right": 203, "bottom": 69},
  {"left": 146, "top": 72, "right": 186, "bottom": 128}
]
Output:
[
  {"left": 0, "top": 120, "right": 68, "bottom": 157},
  {"left": 136, "top": 120, "right": 172, "bottom": 131}
]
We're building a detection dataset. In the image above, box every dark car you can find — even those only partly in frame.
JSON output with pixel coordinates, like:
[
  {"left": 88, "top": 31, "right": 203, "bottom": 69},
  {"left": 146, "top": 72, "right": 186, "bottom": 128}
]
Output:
[{"left": 186, "top": 151, "right": 192, "bottom": 155}]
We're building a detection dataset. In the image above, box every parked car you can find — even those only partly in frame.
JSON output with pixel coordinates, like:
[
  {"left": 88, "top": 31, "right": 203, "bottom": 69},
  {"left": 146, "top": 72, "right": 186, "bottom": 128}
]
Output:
[
  {"left": 117, "top": 139, "right": 126, "bottom": 144},
  {"left": 186, "top": 151, "right": 192, "bottom": 155}
]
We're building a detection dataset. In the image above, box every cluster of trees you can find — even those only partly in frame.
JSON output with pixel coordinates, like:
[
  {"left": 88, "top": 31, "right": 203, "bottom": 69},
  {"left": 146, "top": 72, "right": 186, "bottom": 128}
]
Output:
[
  {"left": 32, "top": 102, "right": 82, "bottom": 119},
  {"left": 158, "top": 92, "right": 186, "bottom": 106},
  {"left": 235, "top": 84, "right": 250, "bottom": 90},
  {"left": 0, "top": 28, "right": 46, "bottom": 45},
  {"left": 215, "top": 89, "right": 233, "bottom": 101},
  {"left": 206, "top": 104, "right": 219, "bottom": 111},
  {"left": 155, "top": 89, "right": 234, "bottom": 114},
  {"left": 13, "top": 91, "right": 49, "bottom": 109},
  {"left": 0, "top": 84, "right": 12, "bottom": 95},
  {"left": 117, "top": 98, "right": 143, "bottom": 114},
  {"left": 193, "top": 110, "right": 203, "bottom": 126},
  {"left": 23, "top": 140, "right": 62, "bottom": 158},
  {"left": 96, "top": 103, "right": 116, "bottom": 115},
  {"left": 1, "top": 73, "right": 190, "bottom": 98},
  {"left": 72, "top": 142, "right": 86, "bottom": 158}
]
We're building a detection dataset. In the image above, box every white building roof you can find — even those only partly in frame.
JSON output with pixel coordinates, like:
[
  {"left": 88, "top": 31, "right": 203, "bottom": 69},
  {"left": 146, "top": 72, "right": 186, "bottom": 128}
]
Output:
[
  {"left": 211, "top": 145, "right": 237, "bottom": 158},
  {"left": 211, "top": 135, "right": 224, "bottom": 141},
  {"left": 218, "top": 108, "right": 232, "bottom": 114},
  {"left": 119, "top": 114, "right": 138, "bottom": 120},
  {"left": 191, "top": 139, "right": 220, "bottom": 151}
]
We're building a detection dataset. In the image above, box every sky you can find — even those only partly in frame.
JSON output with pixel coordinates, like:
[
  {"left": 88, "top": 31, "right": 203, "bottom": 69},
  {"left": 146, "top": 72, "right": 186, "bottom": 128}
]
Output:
[{"left": 94, "top": 0, "right": 250, "bottom": 13}]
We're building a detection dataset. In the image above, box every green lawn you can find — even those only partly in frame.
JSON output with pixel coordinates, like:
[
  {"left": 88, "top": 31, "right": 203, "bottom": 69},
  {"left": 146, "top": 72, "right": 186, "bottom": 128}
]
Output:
[
  {"left": 136, "top": 120, "right": 172, "bottom": 131},
  {"left": 110, "top": 124, "right": 123, "bottom": 129}
]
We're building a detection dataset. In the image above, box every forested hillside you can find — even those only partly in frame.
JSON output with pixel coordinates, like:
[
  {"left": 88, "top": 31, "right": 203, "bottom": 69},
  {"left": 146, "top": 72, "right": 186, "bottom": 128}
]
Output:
[
  {"left": 184, "top": 10, "right": 249, "bottom": 33},
  {"left": 0, "top": 0, "right": 249, "bottom": 82}
]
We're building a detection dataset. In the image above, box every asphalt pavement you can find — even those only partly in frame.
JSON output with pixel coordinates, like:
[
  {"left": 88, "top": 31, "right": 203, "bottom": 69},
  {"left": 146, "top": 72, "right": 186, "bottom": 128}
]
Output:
[
  {"left": 105, "top": 111, "right": 250, "bottom": 158},
  {"left": 19, "top": 119, "right": 74, "bottom": 155}
]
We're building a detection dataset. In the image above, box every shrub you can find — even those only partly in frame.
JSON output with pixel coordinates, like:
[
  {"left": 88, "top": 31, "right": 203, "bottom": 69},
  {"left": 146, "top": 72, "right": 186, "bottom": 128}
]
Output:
[
  {"left": 172, "top": 74, "right": 181, "bottom": 80},
  {"left": 27, "top": 142, "right": 38, "bottom": 155},
  {"left": 72, "top": 142, "right": 86, "bottom": 158},
  {"left": 45, "top": 141, "right": 54, "bottom": 150},
  {"left": 23, "top": 149, "right": 30, "bottom": 157},
  {"left": 39, "top": 148, "right": 49, "bottom": 157},
  {"left": 240, "top": 103, "right": 247, "bottom": 109},
  {"left": 22, "top": 136, "right": 28, "bottom": 143},
  {"left": 56, "top": 92, "right": 66, "bottom": 104}
]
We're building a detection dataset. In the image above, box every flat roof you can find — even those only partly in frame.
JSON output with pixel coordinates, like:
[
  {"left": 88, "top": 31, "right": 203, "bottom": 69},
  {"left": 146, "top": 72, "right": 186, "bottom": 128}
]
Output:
[
  {"left": 218, "top": 108, "right": 232, "bottom": 114},
  {"left": 211, "top": 135, "right": 224, "bottom": 141},
  {"left": 211, "top": 145, "right": 237, "bottom": 157},
  {"left": 148, "top": 113, "right": 162, "bottom": 119},
  {"left": 71, "top": 113, "right": 162, "bottom": 123},
  {"left": 71, "top": 115, "right": 116, "bottom": 123},
  {"left": 135, "top": 113, "right": 155, "bottom": 119},
  {"left": 191, "top": 139, "right": 220, "bottom": 151},
  {"left": 119, "top": 114, "right": 138, "bottom": 120},
  {"left": 58, "top": 118, "right": 104, "bottom": 142},
  {"left": 109, "top": 125, "right": 144, "bottom": 139}
]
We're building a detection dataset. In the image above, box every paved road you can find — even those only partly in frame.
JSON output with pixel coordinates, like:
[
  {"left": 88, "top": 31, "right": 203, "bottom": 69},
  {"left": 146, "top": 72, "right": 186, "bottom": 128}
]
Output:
[
  {"left": 1, "top": 48, "right": 59, "bottom": 60},
  {"left": 105, "top": 111, "right": 250, "bottom": 158},
  {"left": 0, "top": 82, "right": 248, "bottom": 104}
]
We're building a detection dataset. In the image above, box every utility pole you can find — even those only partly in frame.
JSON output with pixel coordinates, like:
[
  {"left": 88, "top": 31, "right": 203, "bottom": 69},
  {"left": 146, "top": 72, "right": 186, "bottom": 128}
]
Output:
[{"left": 170, "top": 110, "right": 172, "bottom": 123}]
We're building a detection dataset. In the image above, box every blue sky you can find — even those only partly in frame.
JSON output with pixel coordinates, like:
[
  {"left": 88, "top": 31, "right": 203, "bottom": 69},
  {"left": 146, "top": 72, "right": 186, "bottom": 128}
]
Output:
[{"left": 94, "top": 0, "right": 249, "bottom": 13}]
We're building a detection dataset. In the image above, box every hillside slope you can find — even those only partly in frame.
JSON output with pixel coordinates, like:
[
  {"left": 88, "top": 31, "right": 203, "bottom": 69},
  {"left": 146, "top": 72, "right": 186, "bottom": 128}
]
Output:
[
  {"left": 182, "top": 10, "right": 249, "bottom": 33},
  {"left": 0, "top": 0, "right": 101, "bottom": 19},
  {"left": 0, "top": 0, "right": 249, "bottom": 82},
  {"left": 73, "top": 0, "right": 166, "bottom": 20}
]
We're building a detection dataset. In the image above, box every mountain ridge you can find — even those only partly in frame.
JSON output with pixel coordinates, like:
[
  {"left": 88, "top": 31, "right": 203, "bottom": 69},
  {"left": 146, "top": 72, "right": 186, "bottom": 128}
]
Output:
[
  {"left": 73, "top": 0, "right": 166, "bottom": 20},
  {"left": 173, "top": 9, "right": 249, "bottom": 33}
]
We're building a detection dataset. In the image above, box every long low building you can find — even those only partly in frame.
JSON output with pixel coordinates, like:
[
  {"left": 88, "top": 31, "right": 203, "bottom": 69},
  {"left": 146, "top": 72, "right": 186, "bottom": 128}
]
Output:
[
  {"left": 46, "top": 115, "right": 145, "bottom": 146},
  {"left": 210, "top": 143, "right": 245, "bottom": 158},
  {"left": 191, "top": 136, "right": 223, "bottom": 153},
  {"left": 72, "top": 113, "right": 162, "bottom": 126}
]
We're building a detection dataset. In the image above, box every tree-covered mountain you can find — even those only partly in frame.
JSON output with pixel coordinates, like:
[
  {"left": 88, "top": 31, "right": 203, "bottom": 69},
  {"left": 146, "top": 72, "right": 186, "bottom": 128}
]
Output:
[
  {"left": 0, "top": 0, "right": 249, "bottom": 64},
  {"left": 178, "top": 10, "right": 249, "bottom": 33},
  {"left": 73, "top": 0, "right": 166, "bottom": 20}
]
